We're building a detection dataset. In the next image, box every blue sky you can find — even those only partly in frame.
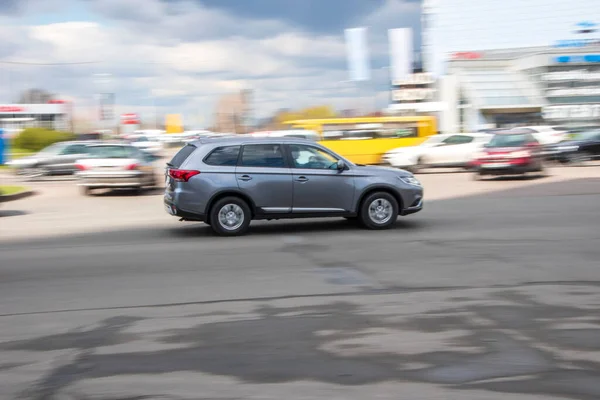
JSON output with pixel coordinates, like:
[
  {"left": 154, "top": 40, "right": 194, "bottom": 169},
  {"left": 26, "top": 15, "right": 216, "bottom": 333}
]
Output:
[{"left": 0, "top": 0, "right": 423, "bottom": 127}]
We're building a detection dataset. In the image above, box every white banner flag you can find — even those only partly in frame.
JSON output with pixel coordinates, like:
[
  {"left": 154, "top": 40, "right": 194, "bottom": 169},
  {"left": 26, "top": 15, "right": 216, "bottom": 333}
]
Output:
[
  {"left": 389, "top": 28, "right": 413, "bottom": 83},
  {"left": 345, "top": 27, "right": 371, "bottom": 81}
]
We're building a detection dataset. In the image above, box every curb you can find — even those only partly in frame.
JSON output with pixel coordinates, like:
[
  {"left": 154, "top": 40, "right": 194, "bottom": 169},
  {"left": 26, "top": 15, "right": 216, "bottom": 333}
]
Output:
[{"left": 0, "top": 190, "right": 36, "bottom": 203}]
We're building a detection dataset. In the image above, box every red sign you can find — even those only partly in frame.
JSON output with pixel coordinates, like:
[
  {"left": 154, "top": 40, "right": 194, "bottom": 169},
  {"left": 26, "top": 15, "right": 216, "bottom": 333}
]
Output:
[
  {"left": 0, "top": 106, "right": 25, "bottom": 112},
  {"left": 121, "top": 113, "right": 140, "bottom": 125},
  {"left": 48, "top": 99, "right": 66, "bottom": 104},
  {"left": 451, "top": 52, "right": 483, "bottom": 60}
]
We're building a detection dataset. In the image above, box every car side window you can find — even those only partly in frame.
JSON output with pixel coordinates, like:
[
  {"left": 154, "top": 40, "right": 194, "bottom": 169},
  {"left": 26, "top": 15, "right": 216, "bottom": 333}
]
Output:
[
  {"left": 442, "top": 135, "right": 474, "bottom": 145},
  {"left": 289, "top": 144, "right": 339, "bottom": 170},
  {"left": 204, "top": 146, "right": 241, "bottom": 166},
  {"left": 240, "top": 144, "right": 286, "bottom": 168}
]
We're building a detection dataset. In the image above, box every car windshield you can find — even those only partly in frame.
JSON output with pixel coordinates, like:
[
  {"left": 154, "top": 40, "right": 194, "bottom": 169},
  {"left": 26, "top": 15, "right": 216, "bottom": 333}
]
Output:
[
  {"left": 422, "top": 135, "right": 445, "bottom": 145},
  {"left": 89, "top": 146, "right": 136, "bottom": 159},
  {"left": 134, "top": 136, "right": 148, "bottom": 142},
  {"left": 487, "top": 133, "right": 529, "bottom": 148},
  {"left": 38, "top": 143, "right": 67, "bottom": 155},
  {"left": 573, "top": 130, "right": 600, "bottom": 141}
]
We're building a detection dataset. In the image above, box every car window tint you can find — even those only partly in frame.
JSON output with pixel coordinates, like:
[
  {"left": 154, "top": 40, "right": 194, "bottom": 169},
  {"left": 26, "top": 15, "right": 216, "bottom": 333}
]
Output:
[
  {"left": 240, "top": 144, "right": 285, "bottom": 168},
  {"left": 65, "top": 145, "right": 88, "bottom": 154},
  {"left": 204, "top": 146, "right": 240, "bottom": 166},
  {"left": 169, "top": 144, "right": 196, "bottom": 167},
  {"left": 289, "top": 144, "right": 338, "bottom": 169}
]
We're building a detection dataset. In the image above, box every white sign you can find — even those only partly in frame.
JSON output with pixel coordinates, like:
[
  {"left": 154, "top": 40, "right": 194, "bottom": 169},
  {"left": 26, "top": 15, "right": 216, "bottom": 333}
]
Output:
[
  {"left": 393, "top": 72, "right": 435, "bottom": 86},
  {"left": 389, "top": 28, "right": 413, "bottom": 83},
  {"left": 345, "top": 27, "right": 371, "bottom": 81},
  {"left": 392, "top": 88, "right": 436, "bottom": 102},
  {"left": 542, "top": 69, "right": 600, "bottom": 81},
  {"left": 0, "top": 104, "right": 65, "bottom": 114},
  {"left": 547, "top": 87, "right": 600, "bottom": 96},
  {"left": 543, "top": 104, "right": 600, "bottom": 120}
]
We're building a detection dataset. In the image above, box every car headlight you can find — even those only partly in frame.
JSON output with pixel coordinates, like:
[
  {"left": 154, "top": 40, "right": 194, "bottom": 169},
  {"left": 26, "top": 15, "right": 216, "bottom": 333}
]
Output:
[{"left": 399, "top": 175, "right": 421, "bottom": 187}]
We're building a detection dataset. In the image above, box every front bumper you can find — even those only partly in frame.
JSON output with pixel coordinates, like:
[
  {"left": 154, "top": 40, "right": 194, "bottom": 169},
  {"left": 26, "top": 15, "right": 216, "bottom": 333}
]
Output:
[{"left": 401, "top": 198, "right": 423, "bottom": 216}]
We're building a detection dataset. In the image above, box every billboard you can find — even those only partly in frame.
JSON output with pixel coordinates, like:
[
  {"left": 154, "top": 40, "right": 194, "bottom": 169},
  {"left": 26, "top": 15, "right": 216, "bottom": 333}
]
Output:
[
  {"left": 345, "top": 27, "right": 371, "bottom": 81},
  {"left": 165, "top": 114, "right": 184, "bottom": 134},
  {"left": 389, "top": 28, "right": 414, "bottom": 82}
]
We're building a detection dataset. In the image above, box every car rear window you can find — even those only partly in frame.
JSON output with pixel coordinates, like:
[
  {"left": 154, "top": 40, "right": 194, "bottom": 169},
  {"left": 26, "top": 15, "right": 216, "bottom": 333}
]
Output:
[
  {"left": 169, "top": 144, "right": 196, "bottom": 167},
  {"left": 89, "top": 146, "right": 137, "bottom": 158},
  {"left": 204, "top": 146, "right": 240, "bottom": 166},
  {"left": 487, "top": 134, "right": 534, "bottom": 148}
]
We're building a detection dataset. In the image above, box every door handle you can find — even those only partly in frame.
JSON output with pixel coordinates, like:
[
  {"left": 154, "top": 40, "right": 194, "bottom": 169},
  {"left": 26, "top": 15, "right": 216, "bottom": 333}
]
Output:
[
  {"left": 295, "top": 176, "right": 309, "bottom": 182},
  {"left": 238, "top": 175, "right": 252, "bottom": 181}
]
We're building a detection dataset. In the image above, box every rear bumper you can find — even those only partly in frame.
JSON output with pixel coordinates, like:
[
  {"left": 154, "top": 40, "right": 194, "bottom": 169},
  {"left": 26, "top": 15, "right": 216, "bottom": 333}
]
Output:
[
  {"left": 164, "top": 198, "right": 206, "bottom": 221},
  {"left": 474, "top": 162, "right": 539, "bottom": 175},
  {"left": 77, "top": 172, "right": 146, "bottom": 187}
]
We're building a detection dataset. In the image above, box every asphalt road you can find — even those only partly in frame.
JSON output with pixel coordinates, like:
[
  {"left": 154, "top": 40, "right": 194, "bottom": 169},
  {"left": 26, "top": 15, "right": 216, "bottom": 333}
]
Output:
[{"left": 1, "top": 170, "right": 600, "bottom": 399}]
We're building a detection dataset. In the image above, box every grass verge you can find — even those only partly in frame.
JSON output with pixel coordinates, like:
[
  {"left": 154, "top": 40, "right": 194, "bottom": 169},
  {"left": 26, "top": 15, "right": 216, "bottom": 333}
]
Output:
[{"left": 0, "top": 185, "right": 27, "bottom": 196}]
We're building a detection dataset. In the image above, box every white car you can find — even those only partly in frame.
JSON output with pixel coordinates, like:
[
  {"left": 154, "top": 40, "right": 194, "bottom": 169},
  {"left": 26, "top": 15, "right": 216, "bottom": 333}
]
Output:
[
  {"left": 517, "top": 126, "right": 569, "bottom": 145},
  {"left": 382, "top": 133, "right": 492, "bottom": 173},
  {"left": 128, "top": 135, "right": 163, "bottom": 155}
]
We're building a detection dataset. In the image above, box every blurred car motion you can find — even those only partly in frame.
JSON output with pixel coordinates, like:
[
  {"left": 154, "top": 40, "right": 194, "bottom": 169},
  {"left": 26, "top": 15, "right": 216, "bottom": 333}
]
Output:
[
  {"left": 543, "top": 129, "right": 600, "bottom": 165},
  {"left": 8, "top": 141, "right": 94, "bottom": 178},
  {"left": 164, "top": 136, "right": 423, "bottom": 236},
  {"left": 381, "top": 132, "right": 492, "bottom": 173},
  {"left": 471, "top": 129, "right": 546, "bottom": 180},
  {"left": 517, "top": 125, "right": 568, "bottom": 145},
  {"left": 127, "top": 134, "right": 164, "bottom": 155},
  {"left": 75, "top": 143, "right": 158, "bottom": 195}
]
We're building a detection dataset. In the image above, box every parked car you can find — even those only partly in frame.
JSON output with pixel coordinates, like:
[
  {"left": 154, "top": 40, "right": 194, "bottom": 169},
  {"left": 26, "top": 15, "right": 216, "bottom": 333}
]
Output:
[
  {"left": 7, "top": 141, "right": 94, "bottom": 179},
  {"left": 543, "top": 129, "right": 600, "bottom": 164},
  {"left": 127, "top": 134, "right": 164, "bottom": 155},
  {"left": 75, "top": 143, "right": 158, "bottom": 195},
  {"left": 516, "top": 126, "right": 569, "bottom": 145},
  {"left": 470, "top": 129, "right": 546, "bottom": 180},
  {"left": 164, "top": 137, "right": 423, "bottom": 236},
  {"left": 381, "top": 133, "right": 492, "bottom": 173}
]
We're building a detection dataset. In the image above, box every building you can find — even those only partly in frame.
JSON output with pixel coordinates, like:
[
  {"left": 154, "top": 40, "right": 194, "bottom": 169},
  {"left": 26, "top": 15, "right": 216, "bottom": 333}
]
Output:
[
  {"left": 213, "top": 90, "right": 253, "bottom": 133},
  {"left": 423, "top": 0, "right": 600, "bottom": 132},
  {"left": 0, "top": 103, "right": 71, "bottom": 137}
]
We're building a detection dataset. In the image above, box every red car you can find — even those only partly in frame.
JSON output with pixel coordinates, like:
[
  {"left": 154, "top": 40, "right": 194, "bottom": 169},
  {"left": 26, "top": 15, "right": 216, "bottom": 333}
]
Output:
[{"left": 470, "top": 129, "right": 547, "bottom": 180}]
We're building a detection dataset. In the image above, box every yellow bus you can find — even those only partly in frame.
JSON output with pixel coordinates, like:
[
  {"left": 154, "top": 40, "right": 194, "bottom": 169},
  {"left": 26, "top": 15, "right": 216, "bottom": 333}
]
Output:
[{"left": 285, "top": 116, "right": 437, "bottom": 165}]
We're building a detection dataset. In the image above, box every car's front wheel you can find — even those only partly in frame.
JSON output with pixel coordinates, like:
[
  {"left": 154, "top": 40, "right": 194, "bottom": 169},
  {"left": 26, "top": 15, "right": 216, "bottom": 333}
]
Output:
[
  {"left": 359, "top": 192, "right": 399, "bottom": 230},
  {"left": 209, "top": 196, "right": 252, "bottom": 236}
]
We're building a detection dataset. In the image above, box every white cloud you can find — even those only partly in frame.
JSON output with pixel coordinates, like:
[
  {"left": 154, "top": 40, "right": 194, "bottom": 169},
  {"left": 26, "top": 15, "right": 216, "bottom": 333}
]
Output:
[{"left": 0, "top": 0, "right": 421, "bottom": 126}]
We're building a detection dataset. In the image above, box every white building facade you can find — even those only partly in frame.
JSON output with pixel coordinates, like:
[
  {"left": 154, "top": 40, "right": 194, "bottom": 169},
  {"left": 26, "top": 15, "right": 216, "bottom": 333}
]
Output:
[{"left": 423, "top": 0, "right": 600, "bottom": 132}]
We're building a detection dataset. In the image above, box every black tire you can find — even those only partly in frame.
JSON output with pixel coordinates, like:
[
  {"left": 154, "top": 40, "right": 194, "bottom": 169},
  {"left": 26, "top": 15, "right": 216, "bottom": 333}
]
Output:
[
  {"left": 358, "top": 192, "right": 399, "bottom": 230},
  {"left": 209, "top": 196, "right": 252, "bottom": 236},
  {"left": 567, "top": 151, "right": 593, "bottom": 166}
]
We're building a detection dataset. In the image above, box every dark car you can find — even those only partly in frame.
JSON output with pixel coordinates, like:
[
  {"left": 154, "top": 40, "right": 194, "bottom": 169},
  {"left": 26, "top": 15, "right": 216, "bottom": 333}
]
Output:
[
  {"left": 543, "top": 129, "right": 600, "bottom": 165},
  {"left": 470, "top": 129, "right": 546, "bottom": 179},
  {"left": 7, "top": 141, "right": 95, "bottom": 179}
]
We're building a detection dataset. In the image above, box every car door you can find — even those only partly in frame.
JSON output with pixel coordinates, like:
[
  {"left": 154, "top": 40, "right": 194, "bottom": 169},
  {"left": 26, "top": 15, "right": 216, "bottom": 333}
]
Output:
[
  {"left": 423, "top": 135, "right": 467, "bottom": 165},
  {"left": 287, "top": 143, "right": 355, "bottom": 213},
  {"left": 235, "top": 143, "right": 293, "bottom": 213},
  {"left": 44, "top": 144, "right": 84, "bottom": 174}
]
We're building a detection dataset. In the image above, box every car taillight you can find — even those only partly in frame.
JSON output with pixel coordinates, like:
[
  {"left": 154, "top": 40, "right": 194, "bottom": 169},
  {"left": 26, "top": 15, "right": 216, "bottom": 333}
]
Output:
[
  {"left": 75, "top": 163, "right": 87, "bottom": 171},
  {"left": 125, "top": 163, "right": 139, "bottom": 170},
  {"left": 168, "top": 169, "right": 200, "bottom": 182}
]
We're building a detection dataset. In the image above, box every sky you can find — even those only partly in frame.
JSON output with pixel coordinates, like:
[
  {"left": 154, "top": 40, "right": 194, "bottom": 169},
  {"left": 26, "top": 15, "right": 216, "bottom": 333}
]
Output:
[{"left": 0, "top": 0, "right": 423, "bottom": 127}]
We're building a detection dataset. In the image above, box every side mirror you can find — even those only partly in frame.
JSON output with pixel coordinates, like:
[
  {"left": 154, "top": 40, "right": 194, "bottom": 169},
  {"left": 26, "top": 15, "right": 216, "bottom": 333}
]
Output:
[{"left": 336, "top": 160, "right": 347, "bottom": 171}]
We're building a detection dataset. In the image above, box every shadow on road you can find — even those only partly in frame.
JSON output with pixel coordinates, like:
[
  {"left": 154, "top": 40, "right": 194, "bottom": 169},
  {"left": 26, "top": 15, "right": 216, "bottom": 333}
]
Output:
[{"left": 0, "top": 210, "right": 28, "bottom": 218}]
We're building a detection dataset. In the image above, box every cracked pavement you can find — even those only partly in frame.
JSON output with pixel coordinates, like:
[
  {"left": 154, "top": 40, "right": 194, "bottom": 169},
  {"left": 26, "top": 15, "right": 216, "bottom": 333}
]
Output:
[{"left": 1, "top": 170, "right": 600, "bottom": 399}]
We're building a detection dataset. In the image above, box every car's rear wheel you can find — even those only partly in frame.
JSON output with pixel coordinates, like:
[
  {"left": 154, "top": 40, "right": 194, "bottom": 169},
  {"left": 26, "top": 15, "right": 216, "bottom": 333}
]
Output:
[
  {"left": 210, "top": 196, "right": 252, "bottom": 236},
  {"left": 359, "top": 192, "right": 399, "bottom": 230}
]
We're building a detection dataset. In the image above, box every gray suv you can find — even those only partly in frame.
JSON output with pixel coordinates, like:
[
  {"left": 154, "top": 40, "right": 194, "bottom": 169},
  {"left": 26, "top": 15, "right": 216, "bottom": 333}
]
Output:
[{"left": 164, "top": 137, "right": 423, "bottom": 236}]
